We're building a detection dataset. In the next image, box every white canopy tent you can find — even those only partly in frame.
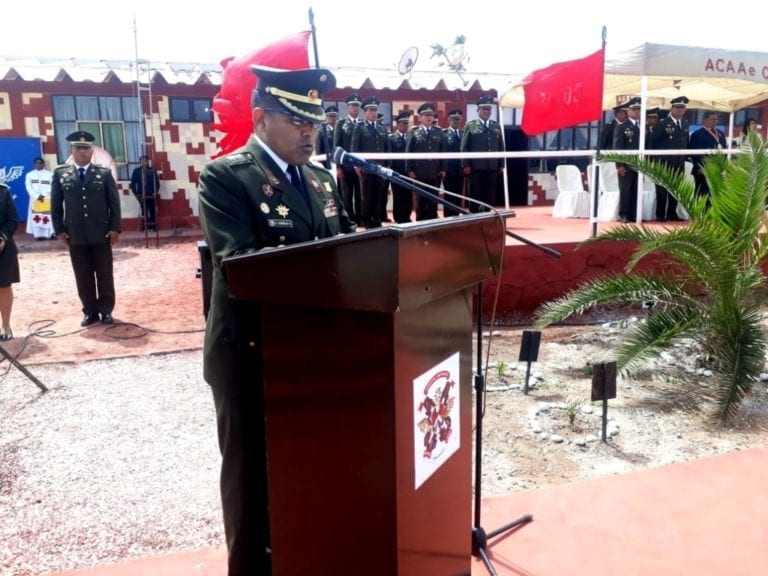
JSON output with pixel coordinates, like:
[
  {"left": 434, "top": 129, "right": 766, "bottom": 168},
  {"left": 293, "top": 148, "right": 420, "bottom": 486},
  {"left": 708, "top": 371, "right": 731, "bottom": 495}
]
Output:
[
  {"left": 500, "top": 42, "right": 768, "bottom": 226},
  {"left": 501, "top": 42, "right": 768, "bottom": 112}
]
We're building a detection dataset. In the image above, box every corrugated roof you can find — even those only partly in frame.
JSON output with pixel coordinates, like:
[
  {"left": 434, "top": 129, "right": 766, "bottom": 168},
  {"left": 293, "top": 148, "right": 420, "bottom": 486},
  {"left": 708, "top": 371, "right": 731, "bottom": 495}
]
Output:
[{"left": 0, "top": 55, "right": 519, "bottom": 92}]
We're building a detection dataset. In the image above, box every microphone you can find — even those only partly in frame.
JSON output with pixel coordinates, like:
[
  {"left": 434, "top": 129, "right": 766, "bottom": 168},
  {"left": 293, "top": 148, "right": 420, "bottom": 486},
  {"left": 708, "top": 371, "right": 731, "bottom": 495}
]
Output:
[{"left": 332, "top": 147, "right": 393, "bottom": 178}]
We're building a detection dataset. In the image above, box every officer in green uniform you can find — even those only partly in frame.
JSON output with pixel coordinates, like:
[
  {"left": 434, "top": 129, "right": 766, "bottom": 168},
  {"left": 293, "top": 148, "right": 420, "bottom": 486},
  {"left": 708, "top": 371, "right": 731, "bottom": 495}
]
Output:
[
  {"left": 406, "top": 102, "right": 446, "bottom": 220},
  {"left": 460, "top": 94, "right": 504, "bottom": 212},
  {"left": 51, "top": 130, "right": 121, "bottom": 326},
  {"left": 333, "top": 92, "right": 363, "bottom": 224},
  {"left": 350, "top": 96, "right": 391, "bottom": 228},
  {"left": 388, "top": 110, "right": 413, "bottom": 223},
  {"left": 314, "top": 104, "right": 338, "bottom": 169},
  {"left": 442, "top": 108, "right": 464, "bottom": 216},
  {"left": 197, "top": 65, "right": 355, "bottom": 576}
]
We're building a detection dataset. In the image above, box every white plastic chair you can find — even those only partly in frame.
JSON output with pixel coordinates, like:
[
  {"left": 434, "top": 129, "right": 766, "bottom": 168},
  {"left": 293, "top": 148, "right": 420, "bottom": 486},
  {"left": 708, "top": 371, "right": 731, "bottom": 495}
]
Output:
[
  {"left": 597, "top": 162, "right": 620, "bottom": 221},
  {"left": 553, "top": 164, "right": 590, "bottom": 218}
]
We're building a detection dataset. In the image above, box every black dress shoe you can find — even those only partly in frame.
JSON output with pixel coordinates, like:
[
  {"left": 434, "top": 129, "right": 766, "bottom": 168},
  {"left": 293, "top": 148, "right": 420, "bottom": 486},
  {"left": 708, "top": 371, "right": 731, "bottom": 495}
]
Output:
[
  {"left": 101, "top": 314, "right": 114, "bottom": 324},
  {"left": 81, "top": 313, "right": 99, "bottom": 327}
]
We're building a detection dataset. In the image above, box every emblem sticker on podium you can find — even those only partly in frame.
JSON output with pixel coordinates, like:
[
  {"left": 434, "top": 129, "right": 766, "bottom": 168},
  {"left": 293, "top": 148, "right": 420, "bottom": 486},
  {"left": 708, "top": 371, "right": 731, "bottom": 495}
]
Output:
[{"left": 413, "top": 352, "right": 460, "bottom": 489}]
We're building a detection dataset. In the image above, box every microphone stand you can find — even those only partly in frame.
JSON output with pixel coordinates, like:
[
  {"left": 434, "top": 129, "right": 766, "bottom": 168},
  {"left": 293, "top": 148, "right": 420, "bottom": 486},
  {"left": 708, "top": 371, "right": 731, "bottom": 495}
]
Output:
[{"left": 360, "top": 165, "right": 557, "bottom": 574}]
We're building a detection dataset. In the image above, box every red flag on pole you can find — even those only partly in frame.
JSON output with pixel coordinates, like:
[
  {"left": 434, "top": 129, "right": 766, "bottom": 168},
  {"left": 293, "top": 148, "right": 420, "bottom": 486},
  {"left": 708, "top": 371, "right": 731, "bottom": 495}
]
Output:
[
  {"left": 211, "top": 30, "right": 312, "bottom": 158},
  {"left": 521, "top": 48, "right": 605, "bottom": 136}
]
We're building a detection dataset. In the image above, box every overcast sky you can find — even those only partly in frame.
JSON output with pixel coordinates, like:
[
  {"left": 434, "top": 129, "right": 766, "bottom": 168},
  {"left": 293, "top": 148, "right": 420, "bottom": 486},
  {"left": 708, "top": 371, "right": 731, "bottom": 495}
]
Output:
[{"left": 4, "top": 1, "right": 764, "bottom": 76}]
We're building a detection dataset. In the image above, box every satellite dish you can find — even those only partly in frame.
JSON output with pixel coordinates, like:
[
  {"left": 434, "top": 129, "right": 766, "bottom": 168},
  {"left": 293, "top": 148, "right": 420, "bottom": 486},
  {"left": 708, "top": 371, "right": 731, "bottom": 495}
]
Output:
[
  {"left": 445, "top": 43, "right": 469, "bottom": 68},
  {"left": 397, "top": 47, "right": 419, "bottom": 75}
]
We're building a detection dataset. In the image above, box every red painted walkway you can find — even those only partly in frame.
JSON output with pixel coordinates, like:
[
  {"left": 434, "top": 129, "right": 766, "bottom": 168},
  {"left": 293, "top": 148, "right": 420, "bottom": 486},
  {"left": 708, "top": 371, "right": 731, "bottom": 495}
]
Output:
[{"left": 46, "top": 447, "right": 768, "bottom": 576}]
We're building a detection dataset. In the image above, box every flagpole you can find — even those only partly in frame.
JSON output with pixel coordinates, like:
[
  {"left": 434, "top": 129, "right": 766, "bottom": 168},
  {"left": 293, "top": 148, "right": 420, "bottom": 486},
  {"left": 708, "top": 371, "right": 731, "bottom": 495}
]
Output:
[
  {"left": 308, "top": 7, "right": 320, "bottom": 68},
  {"left": 591, "top": 26, "right": 608, "bottom": 238}
]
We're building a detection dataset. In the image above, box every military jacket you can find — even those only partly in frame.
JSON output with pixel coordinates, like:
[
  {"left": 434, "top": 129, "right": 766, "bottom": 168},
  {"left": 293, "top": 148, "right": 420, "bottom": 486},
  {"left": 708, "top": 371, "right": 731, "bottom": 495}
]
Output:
[
  {"left": 613, "top": 120, "right": 641, "bottom": 169},
  {"left": 460, "top": 119, "right": 503, "bottom": 171},
  {"left": 350, "top": 121, "right": 391, "bottom": 166},
  {"left": 405, "top": 126, "right": 446, "bottom": 179},
  {"left": 332, "top": 116, "right": 361, "bottom": 163},
  {"left": 650, "top": 116, "right": 689, "bottom": 169},
  {"left": 315, "top": 123, "right": 335, "bottom": 169},
  {"left": 443, "top": 127, "right": 463, "bottom": 176},
  {"left": 197, "top": 137, "right": 356, "bottom": 389},
  {"left": 388, "top": 130, "right": 408, "bottom": 174},
  {"left": 50, "top": 163, "right": 121, "bottom": 245}
]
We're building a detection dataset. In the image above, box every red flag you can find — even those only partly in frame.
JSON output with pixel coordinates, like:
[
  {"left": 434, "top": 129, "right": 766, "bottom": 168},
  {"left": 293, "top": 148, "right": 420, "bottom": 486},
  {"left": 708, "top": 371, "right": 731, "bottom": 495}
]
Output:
[
  {"left": 521, "top": 48, "right": 605, "bottom": 136},
  {"left": 211, "top": 30, "right": 312, "bottom": 158}
]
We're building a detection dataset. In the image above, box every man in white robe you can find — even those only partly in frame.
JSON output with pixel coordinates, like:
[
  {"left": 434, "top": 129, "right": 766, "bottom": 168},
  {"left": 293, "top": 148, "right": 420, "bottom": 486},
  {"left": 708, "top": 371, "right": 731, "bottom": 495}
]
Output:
[{"left": 25, "top": 157, "right": 54, "bottom": 239}]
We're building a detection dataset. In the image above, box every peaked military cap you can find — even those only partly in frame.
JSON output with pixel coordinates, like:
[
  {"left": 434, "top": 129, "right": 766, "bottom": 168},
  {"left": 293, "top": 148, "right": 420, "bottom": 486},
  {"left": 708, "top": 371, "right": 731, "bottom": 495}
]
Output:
[
  {"left": 66, "top": 130, "right": 96, "bottom": 147},
  {"left": 448, "top": 108, "right": 463, "bottom": 119},
  {"left": 612, "top": 102, "right": 628, "bottom": 113},
  {"left": 345, "top": 92, "right": 362, "bottom": 105},
  {"left": 647, "top": 107, "right": 660, "bottom": 117},
  {"left": 417, "top": 102, "right": 436, "bottom": 115},
  {"left": 395, "top": 110, "right": 412, "bottom": 123},
  {"left": 626, "top": 96, "right": 641, "bottom": 109},
  {"left": 362, "top": 96, "right": 380, "bottom": 110},
  {"left": 670, "top": 95, "right": 689, "bottom": 108},
  {"left": 251, "top": 65, "right": 336, "bottom": 123},
  {"left": 324, "top": 105, "right": 339, "bottom": 116},
  {"left": 477, "top": 95, "right": 496, "bottom": 108}
]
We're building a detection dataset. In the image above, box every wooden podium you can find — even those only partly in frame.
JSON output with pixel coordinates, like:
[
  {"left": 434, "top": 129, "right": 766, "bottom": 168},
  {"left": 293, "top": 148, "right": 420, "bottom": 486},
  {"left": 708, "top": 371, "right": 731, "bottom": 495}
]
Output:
[{"left": 223, "top": 212, "right": 508, "bottom": 576}]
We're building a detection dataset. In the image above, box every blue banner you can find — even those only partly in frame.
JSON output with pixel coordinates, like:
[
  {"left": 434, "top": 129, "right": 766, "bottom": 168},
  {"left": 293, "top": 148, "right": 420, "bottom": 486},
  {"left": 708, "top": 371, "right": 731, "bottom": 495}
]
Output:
[{"left": 0, "top": 137, "right": 44, "bottom": 224}]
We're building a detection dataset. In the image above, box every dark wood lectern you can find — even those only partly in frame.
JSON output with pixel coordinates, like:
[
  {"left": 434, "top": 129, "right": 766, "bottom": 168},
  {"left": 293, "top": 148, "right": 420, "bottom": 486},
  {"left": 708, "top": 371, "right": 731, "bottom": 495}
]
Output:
[{"left": 223, "top": 212, "right": 508, "bottom": 576}]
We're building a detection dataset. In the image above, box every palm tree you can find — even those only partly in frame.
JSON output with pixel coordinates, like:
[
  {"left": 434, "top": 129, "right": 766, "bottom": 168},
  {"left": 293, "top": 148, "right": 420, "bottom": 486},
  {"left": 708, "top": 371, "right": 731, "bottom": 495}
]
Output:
[{"left": 535, "top": 131, "right": 768, "bottom": 423}]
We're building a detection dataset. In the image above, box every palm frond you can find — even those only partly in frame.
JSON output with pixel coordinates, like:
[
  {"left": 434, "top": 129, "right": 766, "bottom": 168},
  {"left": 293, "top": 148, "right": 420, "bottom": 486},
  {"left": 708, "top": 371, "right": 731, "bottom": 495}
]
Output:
[{"left": 535, "top": 274, "right": 687, "bottom": 328}]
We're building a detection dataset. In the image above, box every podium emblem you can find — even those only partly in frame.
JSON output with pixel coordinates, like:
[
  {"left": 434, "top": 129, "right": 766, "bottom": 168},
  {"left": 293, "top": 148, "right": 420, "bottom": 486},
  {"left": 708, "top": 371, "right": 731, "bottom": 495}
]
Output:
[{"left": 413, "top": 352, "right": 461, "bottom": 489}]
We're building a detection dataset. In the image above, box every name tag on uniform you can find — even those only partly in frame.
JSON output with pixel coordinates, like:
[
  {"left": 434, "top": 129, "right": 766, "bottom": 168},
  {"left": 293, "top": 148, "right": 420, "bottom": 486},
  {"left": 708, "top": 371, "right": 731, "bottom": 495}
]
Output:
[{"left": 267, "top": 219, "right": 294, "bottom": 228}]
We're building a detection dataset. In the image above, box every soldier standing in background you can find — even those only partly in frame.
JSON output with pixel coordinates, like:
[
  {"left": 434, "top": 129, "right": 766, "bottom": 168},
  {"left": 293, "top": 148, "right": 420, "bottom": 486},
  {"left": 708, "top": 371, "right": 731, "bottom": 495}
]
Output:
[
  {"left": 442, "top": 108, "right": 464, "bottom": 216},
  {"left": 388, "top": 110, "right": 413, "bottom": 223},
  {"left": 333, "top": 93, "right": 363, "bottom": 225},
  {"left": 315, "top": 105, "right": 338, "bottom": 169},
  {"left": 613, "top": 97, "right": 641, "bottom": 223},
  {"left": 601, "top": 103, "right": 628, "bottom": 150},
  {"left": 51, "top": 131, "right": 121, "bottom": 326},
  {"left": 406, "top": 102, "right": 446, "bottom": 221},
  {"left": 650, "top": 96, "right": 690, "bottom": 221},
  {"left": 350, "top": 96, "right": 391, "bottom": 228},
  {"left": 460, "top": 95, "right": 503, "bottom": 212}
]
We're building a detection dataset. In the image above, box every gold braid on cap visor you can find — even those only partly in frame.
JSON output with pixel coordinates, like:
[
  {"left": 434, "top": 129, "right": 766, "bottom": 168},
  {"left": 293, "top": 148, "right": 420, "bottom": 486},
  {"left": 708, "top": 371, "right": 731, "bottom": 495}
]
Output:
[{"left": 266, "top": 86, "right": 326, "bottom": 122}]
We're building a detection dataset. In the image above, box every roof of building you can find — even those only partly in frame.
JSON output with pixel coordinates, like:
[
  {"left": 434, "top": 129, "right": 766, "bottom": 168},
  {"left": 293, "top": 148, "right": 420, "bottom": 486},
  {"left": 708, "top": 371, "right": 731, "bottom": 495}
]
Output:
[{"left": 0, "top": 55, "right": 519, "bottom": 92}]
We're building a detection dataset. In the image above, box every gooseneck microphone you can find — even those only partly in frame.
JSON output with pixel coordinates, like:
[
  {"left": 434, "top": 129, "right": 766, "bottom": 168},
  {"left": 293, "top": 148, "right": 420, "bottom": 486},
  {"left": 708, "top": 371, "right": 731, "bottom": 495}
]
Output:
[{"left": 332, "top": 147, "right": 394, "bottom": 178}]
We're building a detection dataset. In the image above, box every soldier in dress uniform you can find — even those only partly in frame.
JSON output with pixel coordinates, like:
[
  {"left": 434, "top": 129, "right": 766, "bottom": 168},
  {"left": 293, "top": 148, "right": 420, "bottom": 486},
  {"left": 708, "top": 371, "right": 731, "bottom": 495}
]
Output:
[
  {"left": 315, "top": 104, "right": 338, "bottom": 169},
  {"left": 197, "top": 65, "right": 355, "bottom": 576},
  {"left": 645, "top": 107, "right": 660, "bottom": 141},
  {"left": 51, "top": 131, "right": 121, "bottom": 327},
  {"left": 350, "top": 96, "right": 391, "bottom": 228},
  {"left": 24, "top": 157, "right": 55, "bottom": 239},
  {"left": 601, "top": 103, "right": 628, "bottom": 150},
  {"left": 613, "top": 96, "right": 642, "bottom": 222},
  {"left": 333, "top": 92, "right": 363, "bottom": 224},
  {"left": 460, "top": 95, "right": 503, "bottom": 212},
  {"left": 406, "top": 102, "right": 446, "bottom": 220},
  {"left": 442, "top": 108, "right": 464, "bottom": 216},
  {"left": 650, "top": 95, "right": 690, "bottom": 221},
  {"left": 388, "top": 110, "right": 413, "bottom": 223}
]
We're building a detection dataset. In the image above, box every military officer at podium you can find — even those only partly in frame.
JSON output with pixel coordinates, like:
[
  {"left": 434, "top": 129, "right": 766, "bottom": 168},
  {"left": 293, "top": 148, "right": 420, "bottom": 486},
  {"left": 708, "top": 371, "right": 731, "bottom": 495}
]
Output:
[{"left": 197, "top": 65, "right": 355, "bottom": 576}]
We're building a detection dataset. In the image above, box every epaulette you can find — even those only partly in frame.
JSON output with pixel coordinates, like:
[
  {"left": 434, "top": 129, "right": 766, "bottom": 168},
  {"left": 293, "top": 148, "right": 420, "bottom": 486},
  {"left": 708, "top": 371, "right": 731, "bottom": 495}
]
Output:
[
  {"left": 224, "top": 152, "right": 253, "bottom": 165},
  {"left": 54, "top": 163, "right": 71, "bottom": 170}
]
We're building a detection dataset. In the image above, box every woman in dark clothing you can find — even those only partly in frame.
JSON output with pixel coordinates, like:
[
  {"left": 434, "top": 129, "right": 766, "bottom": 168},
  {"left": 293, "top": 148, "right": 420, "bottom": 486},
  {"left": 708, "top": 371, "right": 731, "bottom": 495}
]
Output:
[{"left": 0, "top": 183, "right": 20, "bottom": 340}]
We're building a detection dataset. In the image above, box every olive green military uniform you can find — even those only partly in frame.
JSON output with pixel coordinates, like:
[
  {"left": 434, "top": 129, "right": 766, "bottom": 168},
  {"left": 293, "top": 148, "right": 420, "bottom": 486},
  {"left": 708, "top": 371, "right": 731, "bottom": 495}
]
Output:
[
  {"left": 198, "top": 136, "right": 355, "bottom": 576},
  {"left": 51, "top": 163, "right": 121, "bottom": 316},
  {"left": 460, "top": 118, "right": 503, "bottom": 212}
]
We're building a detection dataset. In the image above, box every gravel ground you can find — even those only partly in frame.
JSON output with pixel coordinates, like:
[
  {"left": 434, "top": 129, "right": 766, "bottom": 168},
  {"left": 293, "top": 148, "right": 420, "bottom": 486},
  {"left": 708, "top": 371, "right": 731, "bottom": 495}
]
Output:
[{"left": 0, "top": 351, "right": 223, "bottom": 576}]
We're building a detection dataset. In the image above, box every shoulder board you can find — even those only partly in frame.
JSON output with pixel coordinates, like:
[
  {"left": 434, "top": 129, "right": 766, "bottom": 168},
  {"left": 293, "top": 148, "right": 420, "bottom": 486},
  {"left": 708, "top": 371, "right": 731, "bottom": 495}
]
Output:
[
  {"left": 54, "top": 163, "right": 71, "bottom": 170},
  {"left": 224, "top": 152, "right": 253, "bottom": 165}
]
